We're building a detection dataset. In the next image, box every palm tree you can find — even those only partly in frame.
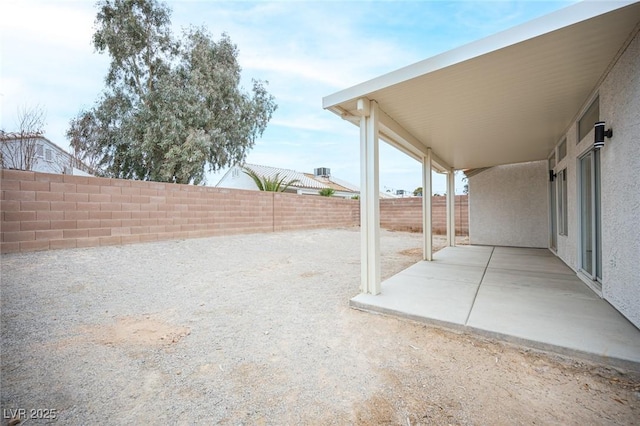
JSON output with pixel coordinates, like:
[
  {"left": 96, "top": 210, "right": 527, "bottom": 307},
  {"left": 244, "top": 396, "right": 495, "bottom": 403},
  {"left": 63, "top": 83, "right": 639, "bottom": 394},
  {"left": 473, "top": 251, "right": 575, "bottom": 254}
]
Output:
[{"left": 242, "top": 168, "right": 300, "bottom": 192}]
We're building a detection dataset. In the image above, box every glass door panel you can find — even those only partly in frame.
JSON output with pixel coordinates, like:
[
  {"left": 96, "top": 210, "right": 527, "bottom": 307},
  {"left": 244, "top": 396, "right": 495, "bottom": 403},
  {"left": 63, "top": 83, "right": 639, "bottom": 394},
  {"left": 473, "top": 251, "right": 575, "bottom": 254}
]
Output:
[
  {"left": 579, "top": 150, "right": 602, "bottom": 283},
  {"left": 550, "top": 172, "right": 557, "bottom": 250},
  {"left": 580, "top": 155, "right": 593, "bottom": 275}
]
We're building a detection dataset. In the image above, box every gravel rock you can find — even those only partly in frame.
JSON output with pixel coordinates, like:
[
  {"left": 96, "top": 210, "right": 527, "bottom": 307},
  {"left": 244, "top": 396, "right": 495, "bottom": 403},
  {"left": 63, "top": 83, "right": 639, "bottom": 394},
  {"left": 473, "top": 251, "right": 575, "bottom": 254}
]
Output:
[{"left": 2, "top": 228, "right": 638, "bottom": 425}]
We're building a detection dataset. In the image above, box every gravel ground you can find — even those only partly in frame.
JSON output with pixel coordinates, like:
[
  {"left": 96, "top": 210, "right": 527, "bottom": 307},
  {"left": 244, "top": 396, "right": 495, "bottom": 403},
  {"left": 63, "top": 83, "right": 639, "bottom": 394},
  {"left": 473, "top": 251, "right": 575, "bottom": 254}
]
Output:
[{"left": 1, "top": 228, "right": 639, "bottom": 425}]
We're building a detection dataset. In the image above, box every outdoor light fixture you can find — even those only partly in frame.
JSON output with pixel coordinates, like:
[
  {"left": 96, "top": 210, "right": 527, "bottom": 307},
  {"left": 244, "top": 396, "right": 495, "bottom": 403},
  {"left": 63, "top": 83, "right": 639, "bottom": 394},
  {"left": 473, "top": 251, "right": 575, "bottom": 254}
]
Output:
[
  {"left": 549, "top": 170, "right": 556, "bottom": 182},
  {"left": 594, "top": 121, "right": 612, "bottom": 149}
]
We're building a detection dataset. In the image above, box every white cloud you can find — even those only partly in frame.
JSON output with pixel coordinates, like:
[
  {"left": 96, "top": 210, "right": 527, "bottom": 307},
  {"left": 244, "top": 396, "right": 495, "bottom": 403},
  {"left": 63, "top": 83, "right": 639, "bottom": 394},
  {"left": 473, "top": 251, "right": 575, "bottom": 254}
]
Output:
[
  {"left": 2, "top": 0, "right": 572, "bottom": 193},
  {"left": 1, "top": 0, "right": 96, "bottom": 51}
]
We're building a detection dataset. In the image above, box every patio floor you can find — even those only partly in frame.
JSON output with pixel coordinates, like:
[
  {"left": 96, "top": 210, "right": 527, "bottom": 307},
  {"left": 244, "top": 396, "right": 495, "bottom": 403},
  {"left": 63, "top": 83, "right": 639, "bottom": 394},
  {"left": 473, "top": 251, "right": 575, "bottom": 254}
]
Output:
[{"left": 351, "top": 245, "right": 640, "bottom": 370}]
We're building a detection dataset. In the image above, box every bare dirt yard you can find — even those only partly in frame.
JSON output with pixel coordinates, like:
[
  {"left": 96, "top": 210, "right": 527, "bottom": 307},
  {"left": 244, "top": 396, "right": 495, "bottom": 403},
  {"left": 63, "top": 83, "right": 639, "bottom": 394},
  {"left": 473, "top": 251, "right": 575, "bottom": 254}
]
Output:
[{"left": 1, "top": 228, "right": 639, "bottom": 425}]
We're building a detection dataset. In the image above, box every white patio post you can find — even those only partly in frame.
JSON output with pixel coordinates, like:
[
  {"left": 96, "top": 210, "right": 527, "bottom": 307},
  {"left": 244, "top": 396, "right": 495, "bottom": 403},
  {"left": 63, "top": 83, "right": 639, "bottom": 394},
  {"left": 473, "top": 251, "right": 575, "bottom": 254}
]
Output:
[
  {"left": 358, "top": 98, "right": 381, "bottom": 294},
  {"left": 422, "top": 149, "right": 433, "bottom": 261},
  {"left": 446, "top": 168, "right": 456, "bottom": 247}
]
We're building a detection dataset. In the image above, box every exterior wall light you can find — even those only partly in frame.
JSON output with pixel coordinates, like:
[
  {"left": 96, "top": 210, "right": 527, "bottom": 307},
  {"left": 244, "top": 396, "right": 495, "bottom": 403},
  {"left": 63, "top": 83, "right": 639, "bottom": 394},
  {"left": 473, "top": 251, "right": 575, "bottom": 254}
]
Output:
[{"left": 594, "top": 121, "right": 612, "bottom": 149}]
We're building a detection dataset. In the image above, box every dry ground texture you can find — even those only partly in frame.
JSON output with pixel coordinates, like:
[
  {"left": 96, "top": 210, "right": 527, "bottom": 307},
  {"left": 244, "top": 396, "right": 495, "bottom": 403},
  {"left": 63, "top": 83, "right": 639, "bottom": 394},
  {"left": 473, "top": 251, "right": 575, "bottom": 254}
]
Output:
[{"left": 1, "top": 228, "right": 639, "bottom": 425}]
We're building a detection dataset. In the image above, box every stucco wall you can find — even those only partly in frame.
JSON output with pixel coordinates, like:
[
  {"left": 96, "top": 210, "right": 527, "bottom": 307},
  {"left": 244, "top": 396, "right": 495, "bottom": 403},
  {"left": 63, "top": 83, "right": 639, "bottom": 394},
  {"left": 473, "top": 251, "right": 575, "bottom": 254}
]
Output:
[
  {"left": 216, "top": 167, "right": 258, "bottom": 190},
  {"left": 598, "top": 30, "right": 640, "bottom": 327},
  {"left": 552, "top": 119, "right": 575, "bottom": 273},
  {"left": 469, "top": 161, "right": 548, "bottom": 248}
]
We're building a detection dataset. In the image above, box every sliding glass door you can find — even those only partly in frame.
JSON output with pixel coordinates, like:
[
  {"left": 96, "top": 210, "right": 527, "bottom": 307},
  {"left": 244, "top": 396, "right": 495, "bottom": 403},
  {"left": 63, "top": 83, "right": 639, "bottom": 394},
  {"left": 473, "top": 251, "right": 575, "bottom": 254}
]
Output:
[{"left": 579, "top": 149, "right": 602, "bottom": 284}]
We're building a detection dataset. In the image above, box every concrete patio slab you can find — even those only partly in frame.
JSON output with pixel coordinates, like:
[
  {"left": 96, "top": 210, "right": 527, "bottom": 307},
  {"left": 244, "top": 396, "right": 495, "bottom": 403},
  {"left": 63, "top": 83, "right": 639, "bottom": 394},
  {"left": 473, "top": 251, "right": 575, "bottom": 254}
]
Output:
[
  {"left": 351, "top": 245, "right": 640, "bottom": 370},
  {"left": 352, "top": 275, "right": 479, "bottom": 326},
  {"left": 397, "top": 260, "right": 486, "bottom": 284},
  {"left": 489, "top": 251, "right": 575, "bottom": 275},
  {"left": 428, "top": 245, "right": 493, "bottom": 267},
  {"left": 481, "top": 269, "right": 594, "bottom": 296},
  {"left": 492, "top": 246, "right": 556, "bottom": 257},
  {"left": 468, "top": 279, "right": 640, "bottom": 365}
]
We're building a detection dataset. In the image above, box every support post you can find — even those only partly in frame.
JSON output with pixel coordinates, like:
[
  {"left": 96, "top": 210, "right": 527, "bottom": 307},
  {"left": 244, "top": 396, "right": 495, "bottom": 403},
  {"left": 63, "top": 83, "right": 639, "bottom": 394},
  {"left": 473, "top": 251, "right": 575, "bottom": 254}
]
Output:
[
  {"left": 359, "top": 99, "right": 381, "bottom": 294},
  {"left": 422, "top": 149, "right": 433, "bottom": 261},
  {"left": 446, "top": 168, "right": 456, "bottom": 247}
]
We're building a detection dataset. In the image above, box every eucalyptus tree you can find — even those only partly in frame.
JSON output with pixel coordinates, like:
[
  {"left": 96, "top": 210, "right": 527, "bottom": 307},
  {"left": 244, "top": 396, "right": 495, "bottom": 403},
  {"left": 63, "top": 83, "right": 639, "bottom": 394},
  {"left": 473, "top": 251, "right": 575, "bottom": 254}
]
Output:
[{"left": 67, "top": 0, "right": 277, "bottom": 184}]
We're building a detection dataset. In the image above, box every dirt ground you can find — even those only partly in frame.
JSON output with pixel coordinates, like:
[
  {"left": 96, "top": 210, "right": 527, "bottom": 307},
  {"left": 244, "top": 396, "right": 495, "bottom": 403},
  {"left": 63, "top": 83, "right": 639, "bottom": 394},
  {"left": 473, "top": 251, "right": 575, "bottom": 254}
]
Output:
[{"left": 1, "top": 228, "right": 639, "bottom": 425}]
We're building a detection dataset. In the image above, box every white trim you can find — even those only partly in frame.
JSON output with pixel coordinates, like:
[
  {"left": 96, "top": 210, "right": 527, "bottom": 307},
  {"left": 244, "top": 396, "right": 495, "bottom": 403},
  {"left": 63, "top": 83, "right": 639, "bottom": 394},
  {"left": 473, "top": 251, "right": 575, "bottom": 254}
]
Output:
[
  {"left": 360, "top": 99, "right": 381, "bottom": 294},
  {"left": 422, "top": 149, "right": 433, "bottom": 261},
  {"left": 446, "top": 169, "right": 456, "bottom": 247},
  {"left": 577, "top": 270, "right": 603, "bottom": 298}
]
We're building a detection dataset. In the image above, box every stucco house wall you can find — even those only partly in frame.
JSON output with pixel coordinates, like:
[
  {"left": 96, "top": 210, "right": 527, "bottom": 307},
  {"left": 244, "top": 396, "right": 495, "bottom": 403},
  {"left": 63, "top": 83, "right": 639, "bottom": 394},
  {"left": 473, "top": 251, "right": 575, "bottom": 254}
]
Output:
[
  {"left": 1, "top": 135, "right": 89, "bottom": 175},
  {"left": 216, "top": 167, "right": 261, "bottom": 191},
  {"left": 476, "top": 30, "right": 640, "bottom": 328},
  {"left": 598, "top": 30, "right": 640, "bottom": 327},
  {"left": 468, "top": 160, "right": 548, "bottom": 248},
  {"left": 551, "top": 119, "right": 577, "bottom": 273}
]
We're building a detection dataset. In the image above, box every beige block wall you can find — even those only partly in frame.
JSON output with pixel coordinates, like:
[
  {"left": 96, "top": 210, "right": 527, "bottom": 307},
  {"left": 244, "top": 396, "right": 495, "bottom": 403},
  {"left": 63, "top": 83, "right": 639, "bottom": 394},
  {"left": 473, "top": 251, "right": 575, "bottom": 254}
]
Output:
[
  {"left": 379, "top": 196, "right": 469, "bottom": 235},
  {"left": 0, "top": 170, "right": 358, "bottom": 253},
  {"left": 1, "top": 170, "right": 466, "bottom": 253}
]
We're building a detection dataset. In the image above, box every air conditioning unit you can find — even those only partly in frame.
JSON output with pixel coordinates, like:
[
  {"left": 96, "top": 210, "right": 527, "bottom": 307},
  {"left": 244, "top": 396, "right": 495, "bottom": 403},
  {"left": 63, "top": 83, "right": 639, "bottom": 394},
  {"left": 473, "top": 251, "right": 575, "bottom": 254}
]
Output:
[{"left": 314, "top": 167, "right": 330, "bottom": 177}]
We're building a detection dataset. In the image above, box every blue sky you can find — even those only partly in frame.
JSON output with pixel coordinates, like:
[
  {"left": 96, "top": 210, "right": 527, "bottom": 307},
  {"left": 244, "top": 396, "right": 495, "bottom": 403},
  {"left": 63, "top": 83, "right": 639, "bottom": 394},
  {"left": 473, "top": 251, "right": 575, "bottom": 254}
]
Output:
[{"left": 1, "top": 0, "right": 574, "bottom": 193}]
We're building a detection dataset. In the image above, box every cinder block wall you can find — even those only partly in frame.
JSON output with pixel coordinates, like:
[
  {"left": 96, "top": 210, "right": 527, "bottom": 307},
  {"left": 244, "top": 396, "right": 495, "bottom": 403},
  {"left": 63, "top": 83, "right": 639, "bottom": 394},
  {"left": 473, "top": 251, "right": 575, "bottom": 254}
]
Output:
[
  {"left": 379, "top": 196, "right": 469, "bottom": 235},
  {"left": 0, "top": 170, "right": 358, "bottom": 253},
  {"left": 1, "top": 170, "right": 468, "bottom": 253}
]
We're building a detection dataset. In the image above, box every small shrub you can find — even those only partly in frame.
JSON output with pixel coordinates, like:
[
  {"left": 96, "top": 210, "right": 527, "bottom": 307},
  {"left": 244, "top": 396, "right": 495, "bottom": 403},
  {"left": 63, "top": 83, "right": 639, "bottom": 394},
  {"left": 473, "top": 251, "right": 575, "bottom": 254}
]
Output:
[{"left": 319, "top": 188, "right": 335, "bottom": 197}]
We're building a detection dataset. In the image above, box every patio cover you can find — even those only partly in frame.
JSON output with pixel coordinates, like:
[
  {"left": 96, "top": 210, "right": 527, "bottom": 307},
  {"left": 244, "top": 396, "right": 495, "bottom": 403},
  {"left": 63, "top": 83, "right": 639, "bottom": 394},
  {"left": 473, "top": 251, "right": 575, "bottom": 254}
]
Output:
[
  {"left": 323, "top": 0, "right": 640, "bottom": 170},
  {"left": 322, "top": 1, "right": 640, "bottom": 295}
]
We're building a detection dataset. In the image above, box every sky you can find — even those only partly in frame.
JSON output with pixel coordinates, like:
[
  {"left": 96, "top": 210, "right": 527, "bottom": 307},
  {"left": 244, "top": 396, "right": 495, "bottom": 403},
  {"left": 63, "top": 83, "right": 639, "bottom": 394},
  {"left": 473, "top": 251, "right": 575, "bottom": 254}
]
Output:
[{"left": 0, "top": 0, "right": 575, "bottom": 194}]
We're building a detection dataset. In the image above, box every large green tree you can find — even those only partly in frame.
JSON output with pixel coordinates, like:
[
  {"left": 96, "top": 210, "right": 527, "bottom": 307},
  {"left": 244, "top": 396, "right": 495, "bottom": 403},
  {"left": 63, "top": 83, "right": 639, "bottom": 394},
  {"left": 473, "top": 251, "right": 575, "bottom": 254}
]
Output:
[{"left": 67, "top": 0, "right": 277, "bottom": 184}]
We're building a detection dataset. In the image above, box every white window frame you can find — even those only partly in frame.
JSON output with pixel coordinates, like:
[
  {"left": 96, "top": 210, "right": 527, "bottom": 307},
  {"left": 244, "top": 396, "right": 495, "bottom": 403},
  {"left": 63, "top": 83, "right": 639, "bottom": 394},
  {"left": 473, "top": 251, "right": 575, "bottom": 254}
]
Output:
[
  {"left": 578, "top": 96, "right": 599, "bottom": 142},
  {"left": 557, "top": 169, "right": 568, "bottom": 236},
  {"left": 557, "top": 138, "right": 567, "bottom": 162}
]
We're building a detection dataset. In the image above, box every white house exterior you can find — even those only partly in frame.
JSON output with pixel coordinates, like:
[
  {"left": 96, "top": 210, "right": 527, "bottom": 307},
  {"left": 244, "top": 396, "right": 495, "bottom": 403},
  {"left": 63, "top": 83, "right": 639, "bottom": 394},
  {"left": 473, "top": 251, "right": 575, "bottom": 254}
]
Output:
[
  {"left": 216, "top": 163, "right": 359, "bottom": 198},
  {"left": 323, "top": 1, "right": 640, "bottom": 329},
  {"left": 0, "top": 133, "right": 92, "bottom": 176}
]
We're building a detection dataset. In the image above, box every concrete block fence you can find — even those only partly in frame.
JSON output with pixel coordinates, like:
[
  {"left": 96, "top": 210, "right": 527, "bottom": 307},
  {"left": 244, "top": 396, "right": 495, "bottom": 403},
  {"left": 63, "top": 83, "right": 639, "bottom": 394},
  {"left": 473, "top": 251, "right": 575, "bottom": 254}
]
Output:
[
  {"left": 380, "top": 196, "right": 469, "bottom": 235},
  {"left": 1, "top": 170, "right": 468, "bottom": 253}
]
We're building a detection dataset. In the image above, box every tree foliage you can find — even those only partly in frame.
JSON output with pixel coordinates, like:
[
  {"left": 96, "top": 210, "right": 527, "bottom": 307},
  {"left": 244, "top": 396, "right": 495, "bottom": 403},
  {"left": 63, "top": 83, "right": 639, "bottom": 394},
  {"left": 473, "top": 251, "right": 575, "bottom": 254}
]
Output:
[
  {"left": 67, "top": 0, "right": 277, "bottom": 184},
  {"left": 1, "top": 105, "right": 46, "bottom": 171},
  {"left": 242, "top": 168, "right": 299, "bottom": 192}
]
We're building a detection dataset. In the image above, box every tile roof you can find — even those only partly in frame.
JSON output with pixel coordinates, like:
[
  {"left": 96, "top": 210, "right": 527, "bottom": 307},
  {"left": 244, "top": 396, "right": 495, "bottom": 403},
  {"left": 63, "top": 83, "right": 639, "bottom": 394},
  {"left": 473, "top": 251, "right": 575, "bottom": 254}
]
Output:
[{"left": 241, "top": 163, "right": 357, "bottom": 193}]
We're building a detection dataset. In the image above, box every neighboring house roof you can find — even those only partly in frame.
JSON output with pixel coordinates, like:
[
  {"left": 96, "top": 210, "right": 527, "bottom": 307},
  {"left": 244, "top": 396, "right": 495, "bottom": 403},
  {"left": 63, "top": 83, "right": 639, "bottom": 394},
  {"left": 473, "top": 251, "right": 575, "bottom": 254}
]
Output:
[
  {"left": 1, "top": 131, "right": 43, "bottom": 140},
  {"left": 1, "top": 132, "right": 93, "bottom": 175},
  {"left": 222, "top": 163, "right": 358, "bottom": 193},
  {"left": 323, "top": 1, "right": 640, "bottom": 170}
]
